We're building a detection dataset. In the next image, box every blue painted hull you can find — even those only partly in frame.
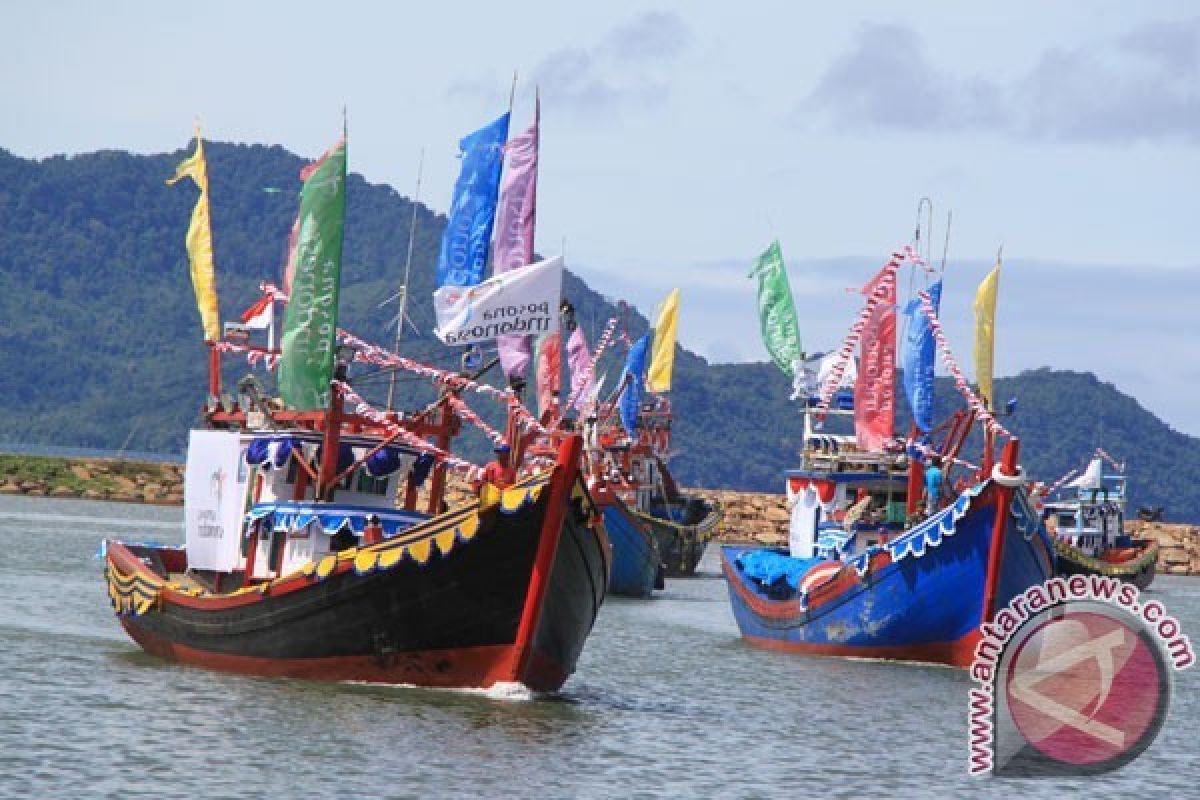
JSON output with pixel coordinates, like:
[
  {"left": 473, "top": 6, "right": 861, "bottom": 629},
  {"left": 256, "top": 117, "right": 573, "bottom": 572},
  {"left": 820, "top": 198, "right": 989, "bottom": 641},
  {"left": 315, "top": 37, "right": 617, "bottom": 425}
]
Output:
[
  {"left": 721, "top": 482, "right": 1056, "bottom": 667},
  {"left": 601, "top": 499, "right": 661, "bottom": 598}
]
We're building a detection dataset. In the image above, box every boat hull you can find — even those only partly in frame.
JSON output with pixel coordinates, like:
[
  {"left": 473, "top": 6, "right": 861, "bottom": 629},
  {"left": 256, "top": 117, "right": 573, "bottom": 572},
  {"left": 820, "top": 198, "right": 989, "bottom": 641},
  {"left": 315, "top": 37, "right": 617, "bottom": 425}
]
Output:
[
  {"left": 106, "top": 472, "right": 609, "bottom": 692},
  {"left": 721, "top": 482, "right": 1056, "bottom": 668},
  {"left": 635, "top": 498, "right": 721, "bottom": 577},
  {"left": 599, "top": 497, "right": 661, "bottom": 598},
  {"left": 1053, "top": 538, "right": 1158, "bottom": 590}
]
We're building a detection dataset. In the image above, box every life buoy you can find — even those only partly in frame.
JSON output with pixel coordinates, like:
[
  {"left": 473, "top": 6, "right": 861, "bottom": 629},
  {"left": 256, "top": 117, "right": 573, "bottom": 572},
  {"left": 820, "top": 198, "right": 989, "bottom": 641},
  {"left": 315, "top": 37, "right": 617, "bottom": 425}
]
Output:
[
  {"left": 990, "top": 464, "right": 1026, "bottom": 488},
  {"left": 799, "top": 561, "right": 842, "bottom": 595}
]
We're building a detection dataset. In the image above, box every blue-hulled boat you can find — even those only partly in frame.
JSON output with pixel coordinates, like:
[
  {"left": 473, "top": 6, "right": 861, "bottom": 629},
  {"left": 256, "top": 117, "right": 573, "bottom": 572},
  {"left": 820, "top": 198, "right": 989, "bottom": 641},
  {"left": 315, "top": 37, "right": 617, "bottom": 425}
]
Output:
[
  {"left": 722, "top": 440, "right": 1055, "bottom": 666},
  {"left": 591, "top": 483, "right": 663, "bottom": 598},
  {"left": 726, "top": 241, "right": 1055, "bottom": 667}
]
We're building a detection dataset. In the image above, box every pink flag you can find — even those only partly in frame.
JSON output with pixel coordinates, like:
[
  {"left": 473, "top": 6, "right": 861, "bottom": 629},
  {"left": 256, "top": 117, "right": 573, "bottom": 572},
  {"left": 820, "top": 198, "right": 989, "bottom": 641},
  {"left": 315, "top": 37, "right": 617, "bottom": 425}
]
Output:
[
  {"left": 854, "top": 264, "right": 897, "bottom": 451},
  {"left": 535, "top": 331, "right": 561, "bottom": 420},
  {"left": 566, "top": 326, "right": 595, "bottom": 411},
  {"left": 494, "top": 99, "right": 540, "bottom": 380}
]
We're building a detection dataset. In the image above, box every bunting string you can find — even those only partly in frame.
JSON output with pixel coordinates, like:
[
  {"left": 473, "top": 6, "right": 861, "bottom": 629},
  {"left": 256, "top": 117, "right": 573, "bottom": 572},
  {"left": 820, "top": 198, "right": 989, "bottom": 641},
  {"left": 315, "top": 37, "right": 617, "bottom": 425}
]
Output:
[
  {"left": 916, "top": 290, "right": 1012, "bottom": 439},
  {"left": 336, "top": 381, "right": 483, "bottom": 481},
  {"left": 812, "top": 246, "right": 918, "bottom": 419},
  {"left": 1035, "top": 468, "right": 1080, "bottom": 497},
  {"left": 556, "top": 316, "right": 619, "bottom": 421},
  {"left": 445, "top": 392, "right": 505, "bottom": 444},
  {"left": 1094, "top": 447, "right": 1125, "bottom": 473},
  {"left": 907, "top": 439, "right": 980, "bottom": 473}
]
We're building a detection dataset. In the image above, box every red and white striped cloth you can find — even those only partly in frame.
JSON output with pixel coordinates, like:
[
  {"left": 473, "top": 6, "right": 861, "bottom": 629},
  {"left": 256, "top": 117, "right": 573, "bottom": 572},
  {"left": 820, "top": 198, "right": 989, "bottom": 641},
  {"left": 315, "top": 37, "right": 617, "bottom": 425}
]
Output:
[{"left": 916, "top": 290, "right": 1011, "bottom": 439}]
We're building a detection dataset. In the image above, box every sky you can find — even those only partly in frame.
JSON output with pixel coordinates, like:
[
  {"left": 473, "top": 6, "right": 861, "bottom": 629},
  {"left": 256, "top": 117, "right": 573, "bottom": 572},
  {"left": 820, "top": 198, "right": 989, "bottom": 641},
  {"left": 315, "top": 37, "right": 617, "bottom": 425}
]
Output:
[{"left": 3, "top": 1, "right": 1199, "bottom": 437}]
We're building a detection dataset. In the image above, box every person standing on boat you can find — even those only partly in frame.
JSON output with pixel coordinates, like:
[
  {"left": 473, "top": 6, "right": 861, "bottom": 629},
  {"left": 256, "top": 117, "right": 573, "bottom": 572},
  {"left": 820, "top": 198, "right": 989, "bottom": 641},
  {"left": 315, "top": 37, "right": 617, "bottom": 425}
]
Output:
[
  {"left": 924, "top": 456, "right": 944, "bottom": 515},
  {"left": 477, "top": 442, "right": 516, "bottom": 492}
]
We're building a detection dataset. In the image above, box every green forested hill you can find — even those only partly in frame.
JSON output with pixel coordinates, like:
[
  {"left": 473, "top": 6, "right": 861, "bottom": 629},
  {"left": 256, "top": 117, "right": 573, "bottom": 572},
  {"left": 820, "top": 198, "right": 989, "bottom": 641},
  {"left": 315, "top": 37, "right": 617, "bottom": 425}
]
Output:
[{"left": 1, "top": 144, "right": 1198, "bottom": 521}]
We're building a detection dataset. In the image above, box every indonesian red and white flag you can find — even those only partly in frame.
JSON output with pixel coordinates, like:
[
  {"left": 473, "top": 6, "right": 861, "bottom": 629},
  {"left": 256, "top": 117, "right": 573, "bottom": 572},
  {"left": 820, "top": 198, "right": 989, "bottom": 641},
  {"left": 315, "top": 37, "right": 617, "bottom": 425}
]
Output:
[{"left": 240, "top": 295, "right": 274, "bottom": 329}]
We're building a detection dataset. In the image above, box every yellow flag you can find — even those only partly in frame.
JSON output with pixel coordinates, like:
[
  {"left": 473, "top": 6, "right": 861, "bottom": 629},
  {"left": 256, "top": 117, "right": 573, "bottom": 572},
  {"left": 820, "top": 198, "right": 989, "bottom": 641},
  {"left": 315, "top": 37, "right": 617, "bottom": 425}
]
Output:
[
  {"left": 166, "top": 129, "right": 220, "bottom": 341},
  {"left": 974, "top": 260, "right": 1001, "bottom": 411},
  {"left": 646, "top": 288, "right": 680, "bottom": 393}
]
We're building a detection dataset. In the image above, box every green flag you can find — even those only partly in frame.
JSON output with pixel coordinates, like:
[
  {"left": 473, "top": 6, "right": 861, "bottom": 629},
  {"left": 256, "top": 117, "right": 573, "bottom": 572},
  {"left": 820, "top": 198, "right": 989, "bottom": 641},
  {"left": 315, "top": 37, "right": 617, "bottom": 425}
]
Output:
[
  {"left": 749, "top": 239, "right": 803, "bottom": 376},
  {"left": 277, "top": 138, "right": 347, "bottom": 410}
]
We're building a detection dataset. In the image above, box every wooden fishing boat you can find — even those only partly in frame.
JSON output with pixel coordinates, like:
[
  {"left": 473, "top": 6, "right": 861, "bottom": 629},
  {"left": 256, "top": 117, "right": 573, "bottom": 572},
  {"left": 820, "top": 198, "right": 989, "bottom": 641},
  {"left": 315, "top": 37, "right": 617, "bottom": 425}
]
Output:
[
  {"left": 104, "top": 131, "right": 608, "bottom": 691},
  {"left": 589, "top": 394, "right": 720, "bottom": 580},
  {"left": 1044, "top": 455, "right": 1157, "bottom": 589},
  {"left": 722, "top": 438, "right": 1055, "bottom": 667},
  {"left": 724, "top": 244, "right": 1055, "bottom": 667},
  {"left": 104, "top": 423, "right": 608, "bottom": 691}
]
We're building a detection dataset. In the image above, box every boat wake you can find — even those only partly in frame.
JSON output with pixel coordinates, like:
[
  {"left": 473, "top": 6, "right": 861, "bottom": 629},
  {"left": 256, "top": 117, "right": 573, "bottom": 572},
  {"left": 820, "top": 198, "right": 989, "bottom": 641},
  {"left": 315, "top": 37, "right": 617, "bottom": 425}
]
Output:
[{"left": 340, "top": 679, "right": 538, "bottom": 702}]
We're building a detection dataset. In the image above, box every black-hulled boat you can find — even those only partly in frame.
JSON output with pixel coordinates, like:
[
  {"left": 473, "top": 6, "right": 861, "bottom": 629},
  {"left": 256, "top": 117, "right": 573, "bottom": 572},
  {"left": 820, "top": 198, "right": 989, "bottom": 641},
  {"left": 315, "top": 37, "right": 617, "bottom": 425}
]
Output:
[
  {"left": 105, "top": 429, "right": 608, "bottom": 691},
  {"left": 104, "top": 132, "right": 608, "bottom": 691}
]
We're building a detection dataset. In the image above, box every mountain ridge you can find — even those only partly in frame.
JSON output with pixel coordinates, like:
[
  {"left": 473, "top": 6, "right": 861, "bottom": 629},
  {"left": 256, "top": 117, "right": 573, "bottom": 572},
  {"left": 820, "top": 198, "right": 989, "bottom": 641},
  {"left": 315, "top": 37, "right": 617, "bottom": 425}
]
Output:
[{"left": 1, "top": 142, "right": 1197, "bottom": 521}]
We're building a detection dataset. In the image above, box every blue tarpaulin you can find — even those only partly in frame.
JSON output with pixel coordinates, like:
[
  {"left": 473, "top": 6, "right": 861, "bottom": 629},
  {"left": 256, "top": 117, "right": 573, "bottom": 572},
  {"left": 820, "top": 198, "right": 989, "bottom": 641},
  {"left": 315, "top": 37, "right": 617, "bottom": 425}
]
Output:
[{"left": 736, "top": 549, "right": 824, "bottom": 590}]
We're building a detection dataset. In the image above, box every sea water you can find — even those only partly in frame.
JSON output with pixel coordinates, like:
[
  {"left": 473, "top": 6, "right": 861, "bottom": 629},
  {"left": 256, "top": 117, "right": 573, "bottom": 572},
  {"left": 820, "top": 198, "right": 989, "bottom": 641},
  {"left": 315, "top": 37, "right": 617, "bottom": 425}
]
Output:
[{"left": 1, "top": 494, "right": 1195, "bottom": 798}]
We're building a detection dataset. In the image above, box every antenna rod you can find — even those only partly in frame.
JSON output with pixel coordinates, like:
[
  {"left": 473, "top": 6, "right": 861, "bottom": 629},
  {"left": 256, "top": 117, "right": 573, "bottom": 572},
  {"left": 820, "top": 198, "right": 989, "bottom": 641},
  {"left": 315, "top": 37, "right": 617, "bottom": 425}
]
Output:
[
  {"left": 386, "top": 148, "right": 426, "bottom": 410},
  {"left": 939, "top": 210, "right": 953, "bottom": 275}
]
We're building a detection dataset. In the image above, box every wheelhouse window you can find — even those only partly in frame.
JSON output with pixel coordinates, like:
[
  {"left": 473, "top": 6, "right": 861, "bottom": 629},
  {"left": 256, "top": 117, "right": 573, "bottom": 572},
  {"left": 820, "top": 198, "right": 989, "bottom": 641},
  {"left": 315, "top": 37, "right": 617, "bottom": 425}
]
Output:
[{"left": 356, "top": 471, "right": 390, "bottom": 496}]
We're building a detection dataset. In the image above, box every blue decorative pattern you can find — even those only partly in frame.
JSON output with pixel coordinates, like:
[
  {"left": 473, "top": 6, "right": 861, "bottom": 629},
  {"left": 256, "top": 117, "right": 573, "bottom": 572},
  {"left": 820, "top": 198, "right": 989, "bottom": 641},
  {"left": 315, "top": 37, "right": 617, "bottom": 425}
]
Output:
[{"left": 244, "top": 502, "right": 429, "bottom": 538}]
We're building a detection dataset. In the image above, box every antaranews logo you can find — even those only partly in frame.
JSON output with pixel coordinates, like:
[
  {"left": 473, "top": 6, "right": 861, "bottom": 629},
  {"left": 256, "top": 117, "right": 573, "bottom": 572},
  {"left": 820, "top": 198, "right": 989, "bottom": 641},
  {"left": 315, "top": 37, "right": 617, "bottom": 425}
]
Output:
[{"left": 967, "top": 575, "right": 1194, "bottom": 777}]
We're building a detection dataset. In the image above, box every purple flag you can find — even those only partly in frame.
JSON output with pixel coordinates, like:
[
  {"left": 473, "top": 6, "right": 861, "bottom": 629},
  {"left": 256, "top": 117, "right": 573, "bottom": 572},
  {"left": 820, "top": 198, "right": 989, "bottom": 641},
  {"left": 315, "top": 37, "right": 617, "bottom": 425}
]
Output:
[
  {"left": 566, "top": 326, "right": 594, "bottom": 411},
  {"left": 494, "top": 100, "right": 540, "bottom": 380}
]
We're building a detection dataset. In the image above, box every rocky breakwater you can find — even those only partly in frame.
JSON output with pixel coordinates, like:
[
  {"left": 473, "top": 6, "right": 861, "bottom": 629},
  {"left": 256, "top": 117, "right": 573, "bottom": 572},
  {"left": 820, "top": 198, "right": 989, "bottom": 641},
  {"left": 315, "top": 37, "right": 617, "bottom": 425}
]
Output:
[
  {"left": 1128, "top": 520, "right": 1200, "bottom": 576},
  {"left": 0, "top": 453, "right": 185, "bottom": 505},
  {"left": 701, "top": 488, "right": 789, "bottom": 546}
]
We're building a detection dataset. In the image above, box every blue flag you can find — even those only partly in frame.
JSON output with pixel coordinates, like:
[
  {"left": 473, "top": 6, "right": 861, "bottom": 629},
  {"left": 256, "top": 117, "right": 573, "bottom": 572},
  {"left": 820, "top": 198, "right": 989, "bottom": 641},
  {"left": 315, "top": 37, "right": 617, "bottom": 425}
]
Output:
[
  {"left": 436, "top": 112, "right": 511, "bottom": 288},
  {"left": 902, "top": 280, "right": 942, "bottom": 433},
  {"left": 619, "top": 334, "right": 651, "bottom": 435}
]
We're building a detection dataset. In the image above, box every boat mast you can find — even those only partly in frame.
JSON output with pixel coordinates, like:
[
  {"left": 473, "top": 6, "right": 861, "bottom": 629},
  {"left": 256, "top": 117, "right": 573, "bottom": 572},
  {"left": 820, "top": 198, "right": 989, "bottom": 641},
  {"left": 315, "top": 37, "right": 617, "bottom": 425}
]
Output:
[{"left": 386, "top": 148, "right": 426, "bottom": 411}]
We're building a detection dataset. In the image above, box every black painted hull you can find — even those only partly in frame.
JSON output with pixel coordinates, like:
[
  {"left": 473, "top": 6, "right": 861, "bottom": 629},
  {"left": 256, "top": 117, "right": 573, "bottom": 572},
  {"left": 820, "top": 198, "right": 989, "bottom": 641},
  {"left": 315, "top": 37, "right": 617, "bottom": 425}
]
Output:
[{"left": 106, "top": 476, "right": 608, "bottom": 691}]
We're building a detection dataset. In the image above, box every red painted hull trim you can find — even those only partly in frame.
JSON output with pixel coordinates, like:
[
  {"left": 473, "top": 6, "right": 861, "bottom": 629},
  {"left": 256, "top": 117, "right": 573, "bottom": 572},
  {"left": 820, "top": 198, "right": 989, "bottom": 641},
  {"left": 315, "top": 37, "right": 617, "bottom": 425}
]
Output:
[
  {"left": 122, "top": 621, "right": 569, "bottom": 692},
  {"left": 739, "top": 631, "right": 980, "bottom": 668}
]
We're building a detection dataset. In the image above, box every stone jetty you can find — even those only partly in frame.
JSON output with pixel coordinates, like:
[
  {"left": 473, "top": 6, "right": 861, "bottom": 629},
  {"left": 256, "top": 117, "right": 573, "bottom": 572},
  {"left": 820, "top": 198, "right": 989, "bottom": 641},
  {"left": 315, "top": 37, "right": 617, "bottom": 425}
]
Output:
[{"left": 2, "top": 451, "right": 1197, "bottom": 575}]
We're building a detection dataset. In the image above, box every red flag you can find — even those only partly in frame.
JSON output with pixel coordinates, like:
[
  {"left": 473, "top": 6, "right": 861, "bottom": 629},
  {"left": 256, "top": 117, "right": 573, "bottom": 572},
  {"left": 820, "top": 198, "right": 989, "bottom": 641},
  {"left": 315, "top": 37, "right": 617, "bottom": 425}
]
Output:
[
  {"left": 240, "top": 295, "right": 273, "bottom": 329},
  {"left": 854, "top": 265, "right": 896, "bottom": 451},
  {"left": 535, "top": 332, "right": 562, "bottom": 420}
]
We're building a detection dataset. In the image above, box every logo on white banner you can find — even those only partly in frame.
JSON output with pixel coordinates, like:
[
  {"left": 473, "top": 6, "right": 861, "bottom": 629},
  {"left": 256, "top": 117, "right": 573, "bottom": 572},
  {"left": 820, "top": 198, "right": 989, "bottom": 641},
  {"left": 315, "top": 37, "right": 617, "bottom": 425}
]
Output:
[{"left": 433, "top": 255, "right": 563, "bottom": 346}]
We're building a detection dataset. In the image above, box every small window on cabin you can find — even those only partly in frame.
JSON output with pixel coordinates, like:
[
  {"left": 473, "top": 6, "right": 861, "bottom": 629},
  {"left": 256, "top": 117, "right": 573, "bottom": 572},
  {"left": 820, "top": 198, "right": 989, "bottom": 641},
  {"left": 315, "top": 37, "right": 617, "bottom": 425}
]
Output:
[
  {"left": 339, "top": 471, "right": 355, "bottom": 491},
  {"left": 356, "top": 471, "right": 389, "bottom": 496},
  {"left": 286, "top": 459, "right": 298, "bottom": 484},
  {"left": 1058, "top": 513, "right": 1076, "bottom": 528}
]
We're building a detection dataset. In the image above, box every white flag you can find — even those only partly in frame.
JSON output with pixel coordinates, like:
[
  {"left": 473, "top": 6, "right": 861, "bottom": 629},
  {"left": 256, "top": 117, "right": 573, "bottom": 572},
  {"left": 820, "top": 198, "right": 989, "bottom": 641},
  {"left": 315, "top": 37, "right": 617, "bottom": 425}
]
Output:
[{"left": 433, "top": 256, "right": 563, "bottom": 346}]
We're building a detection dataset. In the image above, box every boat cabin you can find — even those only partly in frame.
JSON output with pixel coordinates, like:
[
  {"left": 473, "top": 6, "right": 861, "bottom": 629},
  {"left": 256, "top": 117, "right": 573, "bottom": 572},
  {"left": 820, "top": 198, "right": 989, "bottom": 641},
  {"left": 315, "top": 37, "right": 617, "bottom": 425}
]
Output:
[
  {"left": 182, "top": 429, "right": 430, "bottom": 588},
  {"left": 1045, "top": 471, "right": 1127, "bottom": 557}
]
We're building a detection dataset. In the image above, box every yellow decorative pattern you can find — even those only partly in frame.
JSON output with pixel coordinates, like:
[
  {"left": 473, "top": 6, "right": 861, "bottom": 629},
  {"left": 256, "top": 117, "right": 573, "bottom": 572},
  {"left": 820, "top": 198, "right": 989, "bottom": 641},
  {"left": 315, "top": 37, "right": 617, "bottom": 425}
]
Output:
[
  {"left": 315, "top": 555, "right": 337, "bottom": 580},
  {"left": 105, "top": 472, "right": 561, "bottom": 612},
  {"left": 104, "top": 563, "right": 163, "bottom": 617},
  {"left": 354, "top": 549, "right": 380, "bottom": 575}
]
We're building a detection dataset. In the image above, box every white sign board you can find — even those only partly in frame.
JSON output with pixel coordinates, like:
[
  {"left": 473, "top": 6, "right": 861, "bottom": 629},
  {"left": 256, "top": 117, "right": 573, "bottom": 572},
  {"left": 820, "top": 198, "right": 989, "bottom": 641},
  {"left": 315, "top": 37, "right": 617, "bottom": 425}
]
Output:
[
  {"left": 184, "top": 430, "right": 250, "bottom": 572},
  {"left": 432, "top": 255, "right": 563, "bottom": 346}
]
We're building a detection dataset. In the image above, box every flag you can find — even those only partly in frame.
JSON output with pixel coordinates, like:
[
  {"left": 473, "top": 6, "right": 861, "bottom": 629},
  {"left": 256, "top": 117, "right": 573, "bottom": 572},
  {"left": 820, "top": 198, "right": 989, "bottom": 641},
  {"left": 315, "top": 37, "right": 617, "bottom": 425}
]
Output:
[
  {"left": 974, "top": 260, "right": 1001, "bottom": 411},
  {"left": 277, "top": 138, "right": 347, "bottom": 410},
  {"left": 749, "top": 240, "right": 802, "bottom": 377},
  {"left": 902, "top": 279, "right": 942, "bottom": 433},
  {"left": 854, "top": 263, "right": 896, "bottom": 451},
  {"left": 493, "top": 101, "right": 540, "bottom": 380},
  {"left": 436, "top": 112, "right": 510, "bottom": 289},
  {"left": 240, "top": 295, "right": 274, "bottom": 330},
  {"left": 566, "top": 325, "right": 594, "bottom": 411},
  {"left": 534, "top": 331, "right": 562, "bottom": 419},
  {"left": 432, "top": 256, "right": 562, "bottom": 346},
  {"left": 646, "top": 288, "right": 680, "bottom": 392},
  {"left": 165, "top": 128, "right": 220, "bottom": 341},
  {"left": 619, "top": 333, "right": 651, "bottom": 435}
]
